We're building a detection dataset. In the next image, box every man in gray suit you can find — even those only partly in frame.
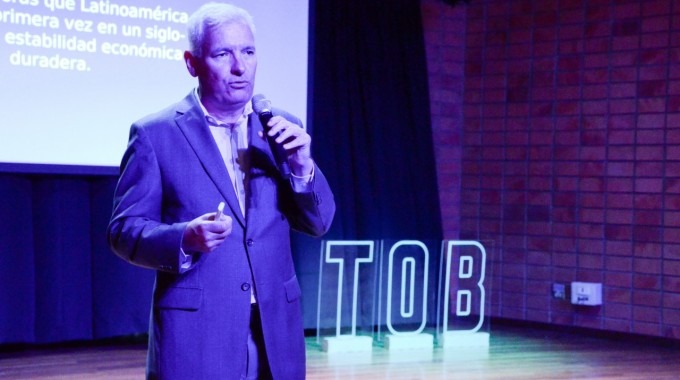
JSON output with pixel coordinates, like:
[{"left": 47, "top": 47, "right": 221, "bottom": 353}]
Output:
[{"left": 107, "top": 3, "right": 335, "bottom": 379}]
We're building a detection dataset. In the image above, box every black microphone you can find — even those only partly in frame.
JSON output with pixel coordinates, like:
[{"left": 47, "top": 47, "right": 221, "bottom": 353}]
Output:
[{"left": 252, "top": 94, "right": 291, "bottom": 179}]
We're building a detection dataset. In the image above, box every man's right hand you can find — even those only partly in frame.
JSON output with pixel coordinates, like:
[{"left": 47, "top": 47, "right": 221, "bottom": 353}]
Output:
[{"left": 182, "top": 212, "right": 233, "bottom": 253}]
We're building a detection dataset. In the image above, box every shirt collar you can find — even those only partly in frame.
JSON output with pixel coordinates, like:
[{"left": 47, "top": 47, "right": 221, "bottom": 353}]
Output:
[{"left": 193, "top": 88, "right": 253, "bottom": 128}]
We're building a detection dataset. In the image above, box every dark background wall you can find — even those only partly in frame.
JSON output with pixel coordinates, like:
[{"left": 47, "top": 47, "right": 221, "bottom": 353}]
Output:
[{"left": 421, "top": 0, "right": 679, "bottom": 339}]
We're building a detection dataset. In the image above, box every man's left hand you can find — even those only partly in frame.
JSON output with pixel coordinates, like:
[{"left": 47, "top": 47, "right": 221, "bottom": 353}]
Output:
[{"left": 264, "top": 116, "right": 314, "bottom": 176}]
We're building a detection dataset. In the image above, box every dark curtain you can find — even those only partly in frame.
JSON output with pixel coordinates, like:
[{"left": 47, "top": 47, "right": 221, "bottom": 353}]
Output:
[
  {"left": 293, "top": 0, "right": 443, "bottom": 328},
  {"left": 0, "top": 0, "right": 441, "bottom": 344},
  {"left": 310, "top": 0, "right": 442, "bottom": 240},
  {"left": 0, "top": 174, "right": 153, "bottom": 344}
]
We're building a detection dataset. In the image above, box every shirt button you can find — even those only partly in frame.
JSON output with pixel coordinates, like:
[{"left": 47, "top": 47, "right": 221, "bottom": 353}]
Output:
[
  {"left": 241, "top": 283, "right": 251, "bottom": 292},
  {"left": 246, "top": 239, "right": 254, "bottom": 247}
]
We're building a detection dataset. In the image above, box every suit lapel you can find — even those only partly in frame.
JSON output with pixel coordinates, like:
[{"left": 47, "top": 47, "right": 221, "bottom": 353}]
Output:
[{"left": 174, "top": 92, "right": 246, "bottom": 227}]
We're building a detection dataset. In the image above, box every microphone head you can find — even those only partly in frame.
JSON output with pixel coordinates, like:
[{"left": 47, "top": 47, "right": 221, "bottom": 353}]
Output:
[{"left": 252, "top": 94, "right": 271, "bottom": 114}]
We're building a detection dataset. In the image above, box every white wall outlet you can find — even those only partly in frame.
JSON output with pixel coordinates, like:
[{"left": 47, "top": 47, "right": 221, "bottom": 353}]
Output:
[{"left": 570, "top": 282, "right": 602, "bottom": 306}]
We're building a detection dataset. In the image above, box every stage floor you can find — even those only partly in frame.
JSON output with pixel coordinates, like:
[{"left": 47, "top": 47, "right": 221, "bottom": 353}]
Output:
[{"left": 1, "top": 324, "right": 678, "bottom": 379}]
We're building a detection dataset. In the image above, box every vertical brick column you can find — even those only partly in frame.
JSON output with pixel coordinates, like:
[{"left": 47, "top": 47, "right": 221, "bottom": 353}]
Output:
[{"left": 421, "top": 0, "right": 467, "bottom": 239}]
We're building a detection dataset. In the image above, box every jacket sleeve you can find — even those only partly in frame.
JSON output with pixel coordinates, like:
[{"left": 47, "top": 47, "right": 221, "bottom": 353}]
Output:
[
  {"left": 268, "top": 109, "right": 336, "bottom": 237},
  {"left": 287, "top": 164, "right": 336, "bottom": 237},
  {"left": 106, "top": 124, "right": 189, "bottom": 273}
]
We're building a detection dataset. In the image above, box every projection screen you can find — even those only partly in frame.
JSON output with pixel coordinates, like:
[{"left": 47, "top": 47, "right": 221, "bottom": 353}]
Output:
[{"left": 0, "top": 0, "right": 309, "bottom": 174}]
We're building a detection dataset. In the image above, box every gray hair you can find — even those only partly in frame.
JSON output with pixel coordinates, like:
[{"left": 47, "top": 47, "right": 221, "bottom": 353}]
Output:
[{"left": 186, "top": 2, "right": 256, "bottom": 57}]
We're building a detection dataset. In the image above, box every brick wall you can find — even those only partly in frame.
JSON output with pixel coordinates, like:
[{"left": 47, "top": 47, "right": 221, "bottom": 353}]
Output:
[{"left": 423, "top": 0, "right": 680, "bottom": 339}]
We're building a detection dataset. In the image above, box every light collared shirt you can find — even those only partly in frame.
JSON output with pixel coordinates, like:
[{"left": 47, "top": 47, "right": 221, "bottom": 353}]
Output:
[{"left": 195, "top": 88, "right": 252, "bottom": 217}]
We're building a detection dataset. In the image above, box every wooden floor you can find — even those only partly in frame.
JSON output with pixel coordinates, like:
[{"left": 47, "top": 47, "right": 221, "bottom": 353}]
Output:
[{"left": 1, "top": 325, "right": 678, "bottom": 379}]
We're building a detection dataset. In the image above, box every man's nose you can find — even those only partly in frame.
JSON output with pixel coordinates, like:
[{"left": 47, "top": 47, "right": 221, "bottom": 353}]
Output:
[{"left": 231, "top": 54, "right": 245, "bottom": 75}]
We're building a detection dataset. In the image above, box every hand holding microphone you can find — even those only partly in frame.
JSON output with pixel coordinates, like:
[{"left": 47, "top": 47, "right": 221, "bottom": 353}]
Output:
[{"left": 252, "top": 94, "right": 314, "bottom": 178}]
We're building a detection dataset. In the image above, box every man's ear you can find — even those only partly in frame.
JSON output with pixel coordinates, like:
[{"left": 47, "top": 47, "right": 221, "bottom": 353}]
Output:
[{"left": 184, "top": 51, "right": 198, "bottom": 77}]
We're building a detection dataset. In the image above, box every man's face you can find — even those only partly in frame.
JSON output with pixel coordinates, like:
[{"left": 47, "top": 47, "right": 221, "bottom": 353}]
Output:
[{"left": 188, "top": 21, "right": 257, "bottom": 110}]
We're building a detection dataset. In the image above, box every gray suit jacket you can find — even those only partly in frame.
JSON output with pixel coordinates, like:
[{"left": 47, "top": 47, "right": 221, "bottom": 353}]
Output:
[{"left": 107, "top": 91, "right": 335, "bottom": 379}]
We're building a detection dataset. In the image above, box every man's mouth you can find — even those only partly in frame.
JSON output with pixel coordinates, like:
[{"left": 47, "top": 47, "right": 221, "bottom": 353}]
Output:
[{"left": 229, "top": 81, "right": 249, "bottom": 89}]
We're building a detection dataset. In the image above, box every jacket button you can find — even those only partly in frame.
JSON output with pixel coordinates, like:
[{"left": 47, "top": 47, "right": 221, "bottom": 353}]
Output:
[
  {"left": 246, "top": 239, "right": 254, "bottom": 247},
  {"left": 241, "top": 283, "right": 251, "bottom": 291}
]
